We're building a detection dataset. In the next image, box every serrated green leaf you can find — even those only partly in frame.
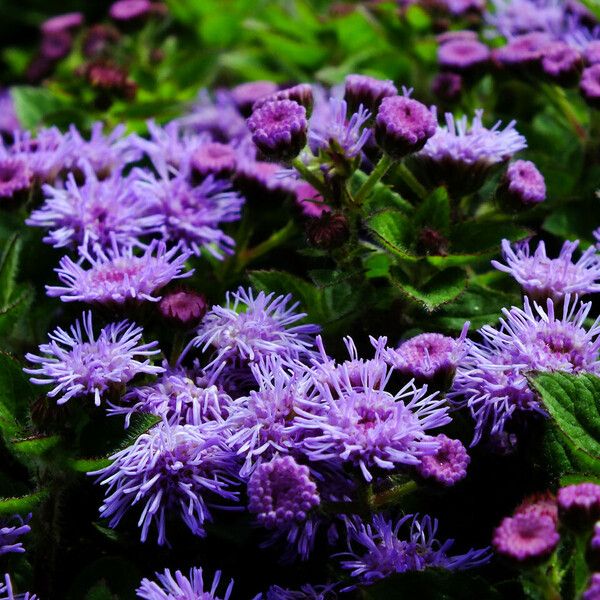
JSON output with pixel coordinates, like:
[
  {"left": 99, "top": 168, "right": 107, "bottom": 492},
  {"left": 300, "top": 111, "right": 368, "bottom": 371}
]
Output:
[
  {"left": 69, "top": 457, "right": 113, "bottom": 473},
  {"left": 11, "top": 435, "right": 60, "bottom": 457},
  {"left": 118, "top": 413, "right": 162, "bottom": 450},
  {"left": 366, "top": 210, "right": 418, "bottom": 262},
  {"left": 390, "top": 266, "right": 467, "bottom": 312},
  {"left": 350, "top": 171, "right": 414, "bottom": 214},
  {"left": 532, "top": 372, "right": 600, "bottom": 460},
  {"left": 414, "top": 187, "right": 450, "bottom": 234},
  {"left": 0, "top": 490, "right": 47, "bottom": 516}
]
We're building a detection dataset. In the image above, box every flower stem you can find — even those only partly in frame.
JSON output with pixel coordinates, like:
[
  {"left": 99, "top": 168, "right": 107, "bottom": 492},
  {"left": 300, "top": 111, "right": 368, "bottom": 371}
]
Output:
[
  {"left": 354, "top": 153, "right": 395, "bottom": 204},
  {"left": 540, "top": 83, "right": 587, "bottom": 141},
  {"left": 291, "top": 158, "right": 328, "bottom": 197},
  {"left": 396, "top": 162, "right": 428, "bottom": 201},
  {"left": 372, "top": 480, "right": 418, "bottom": 508},
  {"left": 237, "top": 220, "right": 296, "bottom": 270}
]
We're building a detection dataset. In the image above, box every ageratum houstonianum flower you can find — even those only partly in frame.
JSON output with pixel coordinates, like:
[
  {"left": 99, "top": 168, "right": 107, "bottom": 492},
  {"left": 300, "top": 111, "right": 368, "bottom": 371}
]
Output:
[
  {"left": 415, "top": 434, "right": 470, "bottom": 486},
  {"left": 0, "top": 574, "right": 38, "bottom": 600},
  {"left": 293, "top": 336, "right": 450, "bottom": 482},
  {"left": 108, "top": 366, "right": 231, "bottom": 427},
  {"left": 584, "top": 574, "right": 600, "bottom": 600},
  {"left": 25, "top": 311, "right": 163, "bottom": 406},
  {"left": 412, "top": 109, "right": 527, "bottom": 195},
  {"left": 190, "top": 142, "right": 237, "bottom": 179},
  {"left": 493, "top": 513, "right": 559, "bottom": 563},
  {"left": 137, "top": 567, "right": 234, "bottom": 600},
  {"left": 496, "top": 159, "right": 546, "bottom": 208},
  {"left": 0, "top": 514, "right": 31, "bottom": 556},
  {"left": 450, "top": 295, "right": 600, "bottom": 444},
  {"left": 91, "top": 420, "right": 239, "bottom": 544},
  {"left": 46, "top": 237, "right": 193, "bottom": 304},
  {"left": 437, "top": 39, "right": 491, "bottom": 74},
  {"left": 191, "top": 287, "right": 319, "bottom": 368},
  {"left": 0, "top": 158, "right": 31, "bottom": 200},
  {"left": 339, "top": 513, "right": 490, "bottom": 588},
  {"left": 557, "top": 483, "right": 600, "bottom": 529},
  {"left": 134, "top": 160, "right": 243, "bottom": 258},
  {"left": 344, "top": 74, "right": 397, "bottom": 115},
  {"left": 27, "top": 164, "right": 162, "bottom": 249},
  {"left": 492, "top": 239, "right": 600, "bottom": 302}
]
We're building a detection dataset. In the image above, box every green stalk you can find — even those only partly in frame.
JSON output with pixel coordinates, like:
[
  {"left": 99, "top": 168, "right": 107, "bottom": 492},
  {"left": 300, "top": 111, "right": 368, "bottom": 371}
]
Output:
[
  {"left": 353, "top": 153, "right": 395, "bottom": 204},
  {"left": 397, "top": 162, "right": 428, "bottom": 201},
  {"left": 540, "top": 83, "right": 587, "bottom": 141},
  {"left": 236, "top": 220, "right": 296, "bottom": 271},
  {"left": 372, "top": 480, "right": 418, "bottom": 508},
  {"left": 291, "top": 158, "right": 328, "bottom": 197}
]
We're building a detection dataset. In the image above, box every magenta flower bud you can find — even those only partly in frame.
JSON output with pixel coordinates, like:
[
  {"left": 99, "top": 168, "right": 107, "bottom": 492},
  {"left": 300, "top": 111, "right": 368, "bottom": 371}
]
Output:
[
  {"left": 375, "top": 95, "right": 437, "bottom": 159},
  {"left": 40, "top": 31, "right": 73, "bottom": 61},
  {"left": 438, "top": 39, "right": 490, "bottom": 76},
  {"left": 514, "top": 492, "right": 558, "bottom": 525},
  {"left": 416, "top": 434, "right": 470, "bottom": 486},
  {"left": 493, "top": 513, "right": 559, "bottom": 564},
  {"left": 541, "top": 42, "right": 582, "bottom": 87},
  {"left": 247, "top": 100, "right": 308, "bottom": 161},
  {"left": 306, "top": 213, "right": 350, "bottom": 250},
  {"left": 252, "top": 84, "right": 314, "bottom": 116},
  {"left": 41, "top": 12, "right": 84, "bottom": 35},
  {"left": 109, "top": 0, "right": 153, "bottom": 22},
  {"left": 231, "top": 81, "right": 278, "bottom": 117},
  {"left": 344, "top": 74, "right": 398, "bottom": 115},
  {"left": 558, "top": 483, "right": 600, "bottom": 530},
  {"left": 159, "top": 289, "right": 208, "bottom": 329},
  {"left": 497, "top": 159, "right": 546, "bottom": 210},
  {"left": 190, "top": 142, "right": 237, "bottom": 180},
  {"left": 431, "top": 72, "right": 463, "bottom": 103},
  {"left": 581, "top": 64, "right": 600, "bottom": 109}
]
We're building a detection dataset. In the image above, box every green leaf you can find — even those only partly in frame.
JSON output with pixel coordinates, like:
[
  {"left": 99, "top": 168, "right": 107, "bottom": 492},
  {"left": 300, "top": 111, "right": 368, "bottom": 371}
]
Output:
[
  {"left": 350, "top": 171, "right": 414, "bottom": 214},
  {"left": 0, "top": 234, "right": 20, "bottom": 308},
  {"left": 11, "top": 86, "right": 67, "bottom": 129},
  {"left": 0, "top": 353, "right": 36, "bottom": 438},
  {"left": 449, "top": 219, "right": 532, "bottom": 254},
  {"left": 11, "top": 435, "right": 60, "bottom": 457},
  {"left": 68, "top": 457, "right": 113, "bottom": 473},
  {"left": 414, "top": 187, "right": 451, "bottom": 234},
  {"left": 532, "top": 373, "right": 600, "bottom": 459},
  {"left": 390, "top": 266, "right": 467, "bottom": 312},
  {"left": 0, "top": 490, "right": 47, "bottom": 516},
  {"left": 365, "top": 210, "right": 418, "bottom": 262}
]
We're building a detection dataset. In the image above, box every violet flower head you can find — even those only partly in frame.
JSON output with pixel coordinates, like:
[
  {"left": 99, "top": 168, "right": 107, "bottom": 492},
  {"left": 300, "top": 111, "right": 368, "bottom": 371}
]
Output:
[
  {"left": 91, "top": 420, "right": 239, "bottom": 544},
  {"left": 308, "top": 98, "right": 371, "bottom": 162},
  {"left": 109, "top": 0, "right": 152, "bottom": 21},
  {"left": 234, "top": 158, "right": 295, "bottom": 203},
  {"left": 493, "top": 513, "right": 559, "bottom": 563},
  {"left": 541, "top": 42, "right": 582, "bottom": 84},
  {"left": 252, "top": 84, "right": 314, "bottom": 115},
  {"left": 558, "top": 483, "right": 600, "bottom": 529},
  {"left": 8, "top": 127, "right": 66, "bottom": 183},
  {"left": 248, "top": 455, "right": 320, "bottom": 528},
  {"left": 485, "top": 0, "right": 563, "bottom": 39},
  {"left": 248, "top": 100, "right": 308, "bottom": 161},
  {"left": 0, "top": 574, "right": 38, "bottom": 600},
  {"left": 294, "top": 337, "right": 451, "bottom": 482},
  {"left": 492, "top": 239, "right": 600, "bottom": 302},
  {"left": 231, "top": 81, "right": 279, "bottom": 116},
  {"left": 416, "top": 434, "right": 470, "bottom": 486},
  {"left": 110, "top": 367, "right": 231, "bottom": 427},
  {"left": 497, "top": 159, "right": 546, "bottom": 208},
  {"left": 25, "top": 311, "right": 163, "bottom": 406},
  {"left": 41, "top": 12, "right": 84, "bottom": 34},
  {"left": 46, "top": 238, "right": 193, "bottom": 304},
  {"left": 492, "top": 33, "right": 552, "bottom": 69},
  {"left": 340, "top": 513, "right": 491, "bottom": 587},
  {"left": 136, "top": 165, "right": 243, "bottom": 259},
  {"left": 0, "top": 158, "right": 31, "bottom": 199},
  {"left": 226, "top": 357, "right": 308, "bottom": 477},
  {"left": 431, "top": 72, "right": 463, "bottom": 103},
  {"left": 375, "top": 95, "right": 436, "bottom": 159},
  {"left": 159, "top": 289, "right": 208, "bottom": 329},
  {"left": 190, "top": 142, "right": 237, "bottom": 179},
  {"left": 0, "top": 514, "right": 31, "bottom": 555},
  {"left": 437, "top": 39, "right": 490, "bottom": 74},
  {"left": 584, "top": 574, "right": 600, "bottom": 600},
  {"left": 380, "top": 323, "right": 470, "bottom": 390},
  {"left": 343, "top": 74, "right": 397, "bottom": 114},
  {"left": 414, "top": 109, "right": 527, "bottom": 195},
  {"left": 192, "top": 287, "right": 319, "bottom": 367},
  {"left": 27, "top": 166, "right": 162, "bottom": 249},
  {"left": 586, "top": 40, "right": 600, "bottom": 64},
  {"left": 581, "top": 64, "right": 600, "bottom": 107},
  {"left": 137, "top": 567, "right": 233, "bottom": 600}
]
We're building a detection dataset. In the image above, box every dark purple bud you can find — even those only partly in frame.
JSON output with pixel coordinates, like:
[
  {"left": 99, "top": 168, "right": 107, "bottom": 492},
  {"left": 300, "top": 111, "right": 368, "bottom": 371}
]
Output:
[
  {"left": 306, "top": 213, "right": 350, "bottom": 250},
  {"left": 234, "top": 159, "right": 295, "bottom": 204},
  {"left": 41, "top": 12, "right": 84, "bottom": 35},
  {"left": 252, "top": 84, "right": 314, "bottom": 116},
  {"left": 497, "top": 159, "right": 546, "bottom": 210},
  {"left": 231, "top": 81, "right": 278, "bottom": 117},
  {"left": 431, "top": 72, "right": 463, "bottom": 102},
  {"left": 190, "top": 143, "right": 237, "bottom": 180},
  {"left": 438, "top": 39, "right": 490, "bottom": 76},
  {"left": 83, "top": 24, "right": 121, "bottom": 58},
  {"left": 581, "top": 64, "right": 600, "bottom": 109},
  {"left": 375, "top": 95, "right": 437, "bottom": 159},
  {"left": 541, "top": 42, "right": 582, "bottom": 86},
  {"left": 159, "top": 289, "right": 208, "bottom": 328},
  {"left": 558, "top": 483, "right": 600, "bottom": 530},
  {"left": 417, "top": 226, "right": 449, "bottom": 257},
  {"left": 40, "top": 31, "right": 73, "bottom": 61},
  {"left": 247, "top": 99, "right": 308, "bottom": 161},
  {"left": 343, "top": 74, "right": 397, "bottom": 115}
]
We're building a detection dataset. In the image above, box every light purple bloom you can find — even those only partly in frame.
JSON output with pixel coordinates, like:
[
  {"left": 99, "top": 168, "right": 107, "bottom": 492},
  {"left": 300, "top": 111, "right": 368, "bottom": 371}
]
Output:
[
  {"left": 416, "top": 434, "right": 470, "bottom": 486},
  {"left": 492, "top": 239, "right": 600, "bottom": 302},
  {"left": 493, "top": 513, "right": 559, "bottom": 562},
  {"left": 309, "top": 98, "right": 371, "bottom": 160},
  {"left": 0, "top": 574, "right": 38, "bottom": 600},
  {"left": 41, "top": 12, "right": 84, "bottom": 34},
  {"left": 492, "top": 32, "right": 553, "bottom": 68},
  {"left": 25, "top": 311, "right": 163, "bottom": 406},
  {"left": 190, "top": 142, "right": 237, "bottom": 179},
  {"left": 581, "top": 64, "right": 600, "bottom": 107},
  {"left": 0, "top": 158, "right": 31, "bottom": 199},
  {"left": 0, "top": 514, "right": 31, "bottom": 555},
  {"left": 137, "top": 567, "right": 233, "bottom": 600},
  {"left": 109, "top": 0, "right": 152, "bottom": 21},
  {"left": 541, "top": 41, "right": 582, "bottom": 83},
  {"left": 294, "top": 336, "right": 450, "bottom": 482},
  {"left": 46, "top": 238, "right": 193, "bottom": 304},
  {"left": 159, "top": 289, "right": 208, "bottom": 328},
  {"left": 486, "top": 0, "right": 564, "bottom": 40},
  {"left": 339, "top": 513, "right": 491, "bottom": 587},
  {"left": 498, "top": 159, "right": 546, "bottom": 206},
  {"left": 191, "top": 287, "right": 319, "bottom": 368},
  {"left": 91, "top": 420, "right": 239, "bottom": 544},
  {"left": 438, "top": 39, "right": 491, "bottom": 73},
  {"left": 27, "top": 166, "right": 162, "bottom": 249},
  {"left": 584, "top": 574, "right": 600, "bottom": 600}
]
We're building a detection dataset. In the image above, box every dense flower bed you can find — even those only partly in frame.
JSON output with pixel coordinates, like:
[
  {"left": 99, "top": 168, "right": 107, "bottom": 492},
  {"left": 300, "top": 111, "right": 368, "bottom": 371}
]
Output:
[{"left": 0, "top": 0, "right": 600, "bottom": 598}]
